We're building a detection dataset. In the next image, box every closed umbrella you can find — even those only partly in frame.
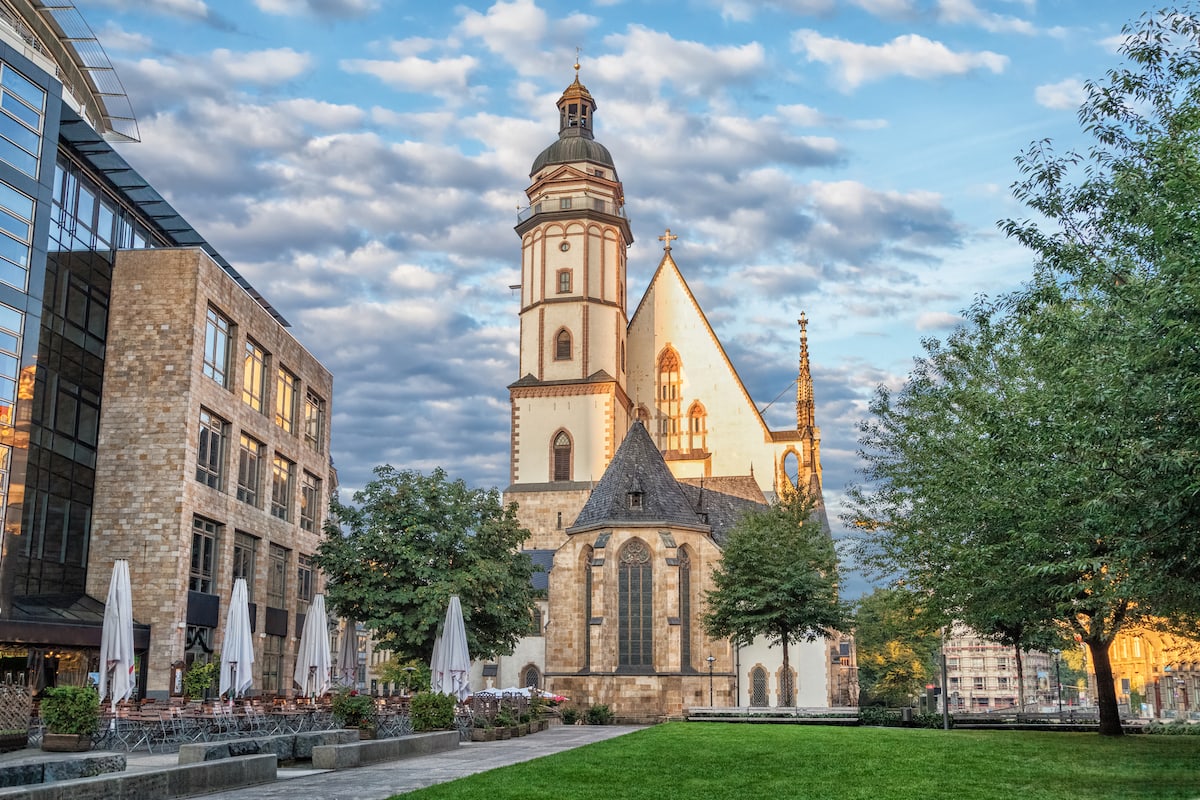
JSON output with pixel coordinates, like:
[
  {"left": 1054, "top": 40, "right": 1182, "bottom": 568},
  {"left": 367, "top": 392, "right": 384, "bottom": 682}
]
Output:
[
  {"left": 430, "top": 595, "right": 471, "bottom": 701},
  {"left": 293, "top": 594, "right": 331, "bottom": 698},
  {"left": 98, "top": 559, "right": 135, "bottom": 712},
  {"left": 219, "top": 578, "right": 255, "bottom": 699},
  {"left": 336, "top": 619, "right": 358, "bottom": 689}
]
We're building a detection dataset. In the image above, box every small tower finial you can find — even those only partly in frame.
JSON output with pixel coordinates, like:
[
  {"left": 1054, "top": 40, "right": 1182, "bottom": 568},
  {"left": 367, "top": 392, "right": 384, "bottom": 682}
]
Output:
[
  {"left": 658, "top": 228, "right": 678, "bottom": 251},
  {"left": 575, "top": 46, "right": 581, "bottom": 74}
]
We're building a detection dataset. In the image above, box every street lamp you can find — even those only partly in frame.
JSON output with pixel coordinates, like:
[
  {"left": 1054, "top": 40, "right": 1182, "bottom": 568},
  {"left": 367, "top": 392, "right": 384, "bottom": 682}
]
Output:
[
  {"left": 1052, "top": 650, "right": 1063, "bottom": 715},
  {"left": 706, "top": 655, "right": 716, "bottom": 706}
]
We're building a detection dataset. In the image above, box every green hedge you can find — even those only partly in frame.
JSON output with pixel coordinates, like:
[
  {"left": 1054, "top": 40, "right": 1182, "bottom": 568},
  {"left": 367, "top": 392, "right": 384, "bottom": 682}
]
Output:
[{"left": 411, "top": 692, "right": 457, "bottom": 731}]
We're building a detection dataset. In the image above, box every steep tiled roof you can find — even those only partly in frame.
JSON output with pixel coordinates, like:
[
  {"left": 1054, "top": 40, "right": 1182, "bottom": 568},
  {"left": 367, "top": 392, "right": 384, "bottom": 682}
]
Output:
[
  {"left": 525, "top": 549, "right": 555, "bottom": 592},
  {"left": 568, "top": 422, "right": 706, "bottom": 533},
  {"left": 678, "top": 475, "right": 765, "bottom": 504},
  {"left": 677, "top": 482, "right": 765, "bottom": 546}
]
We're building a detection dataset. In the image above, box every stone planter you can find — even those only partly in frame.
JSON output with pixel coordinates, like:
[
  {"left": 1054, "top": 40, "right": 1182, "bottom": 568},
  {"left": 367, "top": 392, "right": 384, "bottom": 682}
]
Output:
[
  {"left": 515, "top": 724, "right": 528, "bottom": 737},
  {"left": 357, "top": 727, "right": 377, "bottom": 740},
  {"left": 42, "top": 733, "right": 92, "bottom": 752},
  {"left": 496, "top": 726, "right": 512, "bottom": 740}
]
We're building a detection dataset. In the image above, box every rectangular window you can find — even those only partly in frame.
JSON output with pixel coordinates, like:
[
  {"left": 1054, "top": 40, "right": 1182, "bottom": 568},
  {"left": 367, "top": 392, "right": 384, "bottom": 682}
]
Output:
[
  {"left": 557, "top": 270, "right": 571, "bottom": 294},
  {"left": 196, "top": 409, "right": 227, "bottom": 489},
  {"left": 303, "top": 391, "right": 324, "bottom": 452},
  {"left": 267, "top": 543, "right": 288, "bottom": 608},
  {"left": 203, "top": 306, "right": 232, "bottom": 387},
  {"left": 300, "top": 471, "right": 321, "bottom": 533},
  {"left": 263, "top": 634, "right": 283, "bottom": 693},
  {"left": 0, "top": 64, "right": 43, "bottom": 179},
  {"left": 271, "top": 454, "right": 294, "bottom": 520},
  {"left": 242, "top": 339, "right": 267, "bottom": 413},
  {"left": 275, "top": 367, "right": 297, "bottom": 433},
  {"left": 974, "top": 677, "right": 986, "bottom": 690},
  {"left": 559, "top": 197, "right": 572, "bottom": 209},
  {"left": 236, "top": 434, "right": 264, "bottom": 506},
  {"left": 297, "top": 553, "right": 314, "bottom": 604},
  {"left": 232, "top": 531, "right": 257, "bottom": 599},
  {"left": 996, "top": 658, "right": 1008, "bottom": 671},
  {"left": 190, "top": 517, "right": 220, "bottom": 593}
]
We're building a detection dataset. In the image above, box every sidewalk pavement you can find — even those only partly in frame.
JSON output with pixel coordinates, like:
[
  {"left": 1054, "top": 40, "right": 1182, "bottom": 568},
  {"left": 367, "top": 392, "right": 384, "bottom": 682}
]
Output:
[{"left": 124, "top": 723, "right": 642, "bottom": 800}]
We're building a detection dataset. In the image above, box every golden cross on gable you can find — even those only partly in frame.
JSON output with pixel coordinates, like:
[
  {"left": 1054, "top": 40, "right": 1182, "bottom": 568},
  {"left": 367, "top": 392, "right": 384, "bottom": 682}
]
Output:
[{"left": 658, "top": 228, "right": 678, "bottom": 251}]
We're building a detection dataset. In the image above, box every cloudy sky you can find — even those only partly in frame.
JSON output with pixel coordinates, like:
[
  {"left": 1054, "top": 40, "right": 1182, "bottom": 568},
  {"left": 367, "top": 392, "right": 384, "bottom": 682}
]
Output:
[{"left": 76, "top": 0, "right": 1144, "bottom": 595}]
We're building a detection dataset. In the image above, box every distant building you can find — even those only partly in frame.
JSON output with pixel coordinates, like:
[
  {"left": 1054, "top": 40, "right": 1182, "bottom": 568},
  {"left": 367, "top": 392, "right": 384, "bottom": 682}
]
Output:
[
  {"left": 943, "top": 625, "right": 1060, "bottom": 712},
  {"left": 1108, "top": 627, "right": 1198, "bottom": 719},
  {"left": 0, "top": 2, "right": 332, "bottom": 699}
]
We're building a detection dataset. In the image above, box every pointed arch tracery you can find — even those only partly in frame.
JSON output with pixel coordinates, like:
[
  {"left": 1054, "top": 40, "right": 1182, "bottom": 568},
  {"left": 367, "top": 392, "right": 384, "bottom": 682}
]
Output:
[
  {"left": 551, "top": 429, "right": 572, "bottom": 482},
  {"left": 618, "top": 539, "right": 653, "bottom": 669},
  {"left": 678, "top": 545, "right": 693, "bottom": 672},
  {"left": 656, "top": 346, "right": 682, "bottom": 450},
  {"left": 687, "top": 401, "right": 707, "bottom": 453},
  {"left": 554, "top": 328, "right": 573, "bottom": 360}
]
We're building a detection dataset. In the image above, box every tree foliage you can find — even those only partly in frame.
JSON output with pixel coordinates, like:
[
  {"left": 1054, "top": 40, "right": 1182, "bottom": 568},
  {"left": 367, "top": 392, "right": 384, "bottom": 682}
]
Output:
[
  {"left": 849, "top": 4, "right": 1200, "bottom": 736},
  {"left": 854, "top": 587, "right": 942, "bottom": 707},
  {"left": 703, "top": 489, "right": 849, "bottom": 685},
  {"left": 316, "top": 466, "right": 537, "bottom": 663}
]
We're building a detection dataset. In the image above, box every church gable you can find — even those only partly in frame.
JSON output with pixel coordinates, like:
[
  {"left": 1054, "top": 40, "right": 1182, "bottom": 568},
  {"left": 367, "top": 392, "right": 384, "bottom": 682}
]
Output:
[{"left": 626, "top": 247, "right": 783, "bottom": 487}]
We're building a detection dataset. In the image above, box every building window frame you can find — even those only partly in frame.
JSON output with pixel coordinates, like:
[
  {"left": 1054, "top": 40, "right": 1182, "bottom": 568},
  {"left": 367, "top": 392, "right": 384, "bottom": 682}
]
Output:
[
  {"left": 236, "top": 434, "right": 264, "bottom": 506},
  {"left": 271, "top": 454, "right": 294, "bottom": 521},
  {"left": 196, "top": 409, "right": 228, "bottom": 490},
  {"left": 300, "top": 471, "right": 321, "bottom": 533},
  {"left": 297, "top": 553, "right": 315, "bottom": 605},
  {"left": 618, "top": 539, "right": 653, "bottom": 670},
  {"left": 556, "top": 269, "right": 572, "bottom": 294},
  {"left": 267, "top": 543, "right": 289, "bottom": 608},
  {"left": 190, "top": 516, "right": 220, "bottom": 594},
  {"left": 554, "top": 328, "right": 572, "bottom": 361},
  {"left": 203, "top": 306, "right": 233, "bottom": 388},
  {"left": 303, "top": 391, "right": 325, "bottom": 452},
  {"left": 275, "top": 366, "right": 297, "bottom": 433},
  {"left": 242, "top": 339, "right": 268, "bottom": 413},
  {"left": 551, "top": 430, "right": 571, "bottom": 482},
  {"left": 232, "top": 531, "right": 258, "bottom": 600}
]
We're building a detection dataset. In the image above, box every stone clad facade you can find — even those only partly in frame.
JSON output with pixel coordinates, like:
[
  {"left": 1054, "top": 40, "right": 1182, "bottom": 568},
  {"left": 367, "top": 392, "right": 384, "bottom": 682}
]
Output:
[{"left": 88, "top": 248, "right": 333, "bottom": 698}]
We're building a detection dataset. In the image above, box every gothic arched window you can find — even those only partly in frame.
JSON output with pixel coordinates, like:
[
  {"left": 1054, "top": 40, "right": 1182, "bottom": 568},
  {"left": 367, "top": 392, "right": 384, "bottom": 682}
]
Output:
[
  {"left": 582, "top": 545, "right": 594, "bottom": 671},
  {"left": 555, "top": 329, "right": 572, "bottom": 360},
  {"left": 678, "top": 547, "right": 692, "bottom": 672},
  {"left": 619, "top": 539, "right": 653, "bottom": 669},
  {"left": 552, "top": 431, "right": 571, "bottom": 482},
  {"left": 750, "top": 666, "right": 769, "bottom": 707},
  {"left": 656, "top": 347, "right": 682, "bottom": 450},
  {"left": 522, "top": 665, "right": 541, "bottom": 690},
  {"left": 687, "top": 401, "right": 707, "bottom": 453},
  {"left": 778, "top": 667, "right": 796, "bottom": 707}
]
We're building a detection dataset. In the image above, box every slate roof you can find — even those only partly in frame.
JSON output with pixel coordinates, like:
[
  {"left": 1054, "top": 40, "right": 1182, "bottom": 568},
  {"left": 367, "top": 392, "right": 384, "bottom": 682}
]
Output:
[
  {"left": 677, "top": 482, "right": 766, "bottom": 546},
  {"left": 568, "top": 421, "right": 708, "bottom": 534}
]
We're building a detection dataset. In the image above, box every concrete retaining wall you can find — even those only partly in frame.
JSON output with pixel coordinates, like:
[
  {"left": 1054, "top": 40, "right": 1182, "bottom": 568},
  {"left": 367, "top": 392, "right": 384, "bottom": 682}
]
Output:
[
  {"left": 177, "top": 730, "right": 358, "bottom": 764},
  {"left": 0, "top": 754, "right": 276, "bottom": 799},
  {"left": 312, "top": 731, "right": 459, "bottom": 770},
  {"left": 0, "top": 754, "right": 126, "bottom": 788}
]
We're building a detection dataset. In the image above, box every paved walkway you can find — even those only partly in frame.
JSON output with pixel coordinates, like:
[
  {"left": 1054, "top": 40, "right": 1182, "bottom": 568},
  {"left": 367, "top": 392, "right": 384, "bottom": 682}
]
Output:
[{"left": 122, "top": 724, "right": 641, "bottom": 799}]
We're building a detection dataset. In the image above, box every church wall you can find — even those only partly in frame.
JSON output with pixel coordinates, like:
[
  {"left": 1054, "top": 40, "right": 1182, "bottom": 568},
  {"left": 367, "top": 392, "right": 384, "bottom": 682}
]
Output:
[
  {"left": 737, "top": 636, "right": 831, "bottom": 707},
  {"left": 627, "top": 260, "right": 809, "bottom": 497},
  {"left": 542, "top": 523, "right": 735, "bottom": 720},
  {"left": 504, "top": 485, "right": 592, "bottom": 551},
  {"left": 511, "top": 388, "right": 617, "bottom": 485}
]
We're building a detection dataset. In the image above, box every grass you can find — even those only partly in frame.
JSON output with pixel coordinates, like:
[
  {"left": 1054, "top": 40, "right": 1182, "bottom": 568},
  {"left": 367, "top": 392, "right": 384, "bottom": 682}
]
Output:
[{"left": 393, "top": 723, "right": 1200, "bottom": 800}]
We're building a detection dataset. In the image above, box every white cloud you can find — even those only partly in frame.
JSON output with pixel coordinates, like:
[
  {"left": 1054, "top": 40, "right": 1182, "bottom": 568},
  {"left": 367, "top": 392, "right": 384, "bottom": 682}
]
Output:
[
  {"left": 340, "top": 54, "right": 479, "bottom": 95},
  {"left": 457, "top": 0, "right": 548, "bottom": 59},
  {"left": 210, "top": 48, "right": 313, "bottom": 84},
  {"left": 253, "top": 0, "right": 378, "bottom": 16},
  {"left": 936, "top": 0, "right": 1037, "bottom": 35},
  {"left": 596, "top": 26, "right": 765, "bottom": 97},
  {"left": 776, "top": 103, "right": 888, "bottom": 129},
  {"left": 792, "top": 29, "right": 1008, "bottom": 90},
  {"left": 94, "top": 22, "right": 153, "bottom": 54},
  {"left": 1034, "top": 77, "right": 1086, "bottom": 110},
  {"left": 915, "top": 311, "right": 963, "bottom": 330}
]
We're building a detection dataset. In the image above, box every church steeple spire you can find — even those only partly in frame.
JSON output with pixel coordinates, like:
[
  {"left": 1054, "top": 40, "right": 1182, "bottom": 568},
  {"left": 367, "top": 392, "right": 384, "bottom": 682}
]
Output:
[
  {"left": 796, "top": 312, "right": 815, "bottom": 434},
  {"left": 556, "top": 59, "right": 596, "bottom": 140}
]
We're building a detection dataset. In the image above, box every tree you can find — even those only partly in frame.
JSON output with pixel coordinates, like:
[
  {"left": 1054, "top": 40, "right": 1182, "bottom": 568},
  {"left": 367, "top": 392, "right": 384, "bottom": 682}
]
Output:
[
  {"left": 316, "top": 466, "right": 537, "bottom": 663},
  {"left": 703, "top": 489, "right": 849, "bottom": 695},
  {"left": 849, "top": 4, "right": 1200, "bottom": 737},
  {"left": 854, "top": 587, "right": 942, "bottom": 707}
]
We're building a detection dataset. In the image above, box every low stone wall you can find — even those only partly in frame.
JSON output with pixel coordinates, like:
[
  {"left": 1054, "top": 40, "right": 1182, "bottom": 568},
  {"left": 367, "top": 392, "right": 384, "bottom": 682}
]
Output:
[
  {"left": 312, "top": 730, "right": 459, "bottom": 770},
  {"left": 0, "top": 754, "right": 276, "bottom": 799},
  {"left": 0, "top": 753, "right": 126, "bottom": 788},
  {"left": 177, "top": 730, "right": 359, "bottom": 764}
]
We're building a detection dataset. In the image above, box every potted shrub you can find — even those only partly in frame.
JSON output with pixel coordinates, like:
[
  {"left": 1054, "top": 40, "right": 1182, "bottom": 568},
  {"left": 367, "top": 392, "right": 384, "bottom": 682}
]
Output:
[
  {"left": 40, "top": 685, "right": 99, "bottom": 752},
  {"left": 470, "top": 716, "right": 496, "bottom": 742},
  {"left": 410, "top": 691, "right": 456, "bottom": 731},
  {"left": 331, "top": 688, "right": 377, "bottom": 738},
  {"left": 182, "top": 660, "right": 218, "bottom": 703},
  {"left": 494, "top": 706, "right": 516, "bottom": 739}
]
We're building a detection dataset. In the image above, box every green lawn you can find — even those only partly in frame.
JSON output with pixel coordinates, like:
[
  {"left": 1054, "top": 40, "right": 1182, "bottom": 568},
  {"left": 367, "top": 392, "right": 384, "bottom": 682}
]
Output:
[{"left": 393, "top": 723, "right": 1200, "bottom": 800}]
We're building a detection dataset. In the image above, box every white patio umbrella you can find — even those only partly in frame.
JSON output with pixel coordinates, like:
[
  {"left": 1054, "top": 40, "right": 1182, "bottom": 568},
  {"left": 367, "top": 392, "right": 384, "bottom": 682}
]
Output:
[
  {"left": 430, "top": 595, "right": 471, "bottom": 701},
  {"left": 336, "top": 618, "right": 358, "bottom": 689},
  {"left": 293, "top": 594, "right": 332, "bottom": 698},
  {"left": 219, "top": 578, "right": 255, "bottom": 699},
  {"left": 97, "top": 559, "right": 135, "bottom": 712}
]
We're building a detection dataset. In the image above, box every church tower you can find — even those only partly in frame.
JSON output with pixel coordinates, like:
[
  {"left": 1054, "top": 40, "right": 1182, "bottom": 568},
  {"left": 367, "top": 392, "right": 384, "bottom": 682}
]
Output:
[{"left": 508, "top": 64, "right": 634, "bottom": 550}]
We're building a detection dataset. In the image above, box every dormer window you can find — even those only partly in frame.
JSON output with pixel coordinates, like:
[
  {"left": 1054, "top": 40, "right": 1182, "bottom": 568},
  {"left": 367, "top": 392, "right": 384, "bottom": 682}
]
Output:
[{"left": 628, "top": 477, "right": 644, "bottom": 510}]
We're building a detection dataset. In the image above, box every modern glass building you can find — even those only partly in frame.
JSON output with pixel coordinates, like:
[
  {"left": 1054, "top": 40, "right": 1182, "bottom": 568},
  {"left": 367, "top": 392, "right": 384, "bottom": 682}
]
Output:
[{"left": 0, "top": 1, "right": 305, "bottom": 694}]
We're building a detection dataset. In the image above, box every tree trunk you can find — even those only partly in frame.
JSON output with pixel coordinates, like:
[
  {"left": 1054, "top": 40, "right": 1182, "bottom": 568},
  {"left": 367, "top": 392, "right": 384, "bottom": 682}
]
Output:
[
  {"left": 781, "top": 634, "right": 792, "bottom": 706},
  {"left": 1014, "top": 644, "right": 1025, "bottom": 715},
  {"left": 1087, "top": 636, "right": 1123, "bottom": 737}
]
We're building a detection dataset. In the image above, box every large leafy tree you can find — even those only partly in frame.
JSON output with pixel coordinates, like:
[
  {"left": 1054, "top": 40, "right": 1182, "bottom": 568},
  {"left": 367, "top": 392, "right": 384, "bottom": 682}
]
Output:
[
  {"left": 850, "top": 5, "right": 1200, "bottom": 736},
  {"left": 316, "top": 466, "right": 537, "bottom": 663},
  {"left": 703, "top": 489, "right": 849, "bottom": 692},
  {"left": 854, "top": 587, "right": 942, "bottom": 707}
]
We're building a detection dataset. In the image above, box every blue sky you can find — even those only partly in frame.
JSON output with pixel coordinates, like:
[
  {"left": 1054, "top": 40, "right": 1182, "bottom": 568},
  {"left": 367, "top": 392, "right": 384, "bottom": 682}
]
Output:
[{"left": 76, "top": 0, "right": 1145, "bottom": 595}]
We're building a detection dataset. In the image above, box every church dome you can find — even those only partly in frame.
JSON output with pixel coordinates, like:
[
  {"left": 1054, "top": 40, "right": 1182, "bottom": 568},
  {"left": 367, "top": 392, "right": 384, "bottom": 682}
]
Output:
[
  {"left": 531, "top": 136, "right": 615, "bottom": 175},
  {"left": 529, "top": 66, "right": 617, "bottom": 177}
]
